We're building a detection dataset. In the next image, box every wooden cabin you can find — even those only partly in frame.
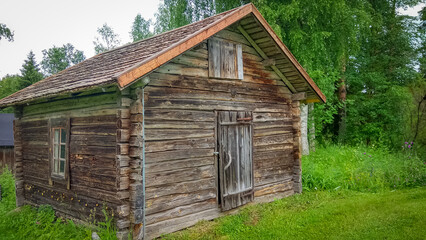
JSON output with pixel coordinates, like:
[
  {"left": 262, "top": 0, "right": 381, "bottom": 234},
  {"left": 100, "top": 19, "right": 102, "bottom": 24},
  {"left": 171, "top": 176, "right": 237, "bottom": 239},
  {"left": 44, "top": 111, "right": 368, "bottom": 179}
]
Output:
[
  {"left": 0, "top": 113, "right": 15, "bottom": 174},
  {"left": 0, "top": 4, "right": 325, "bottom": 240}
]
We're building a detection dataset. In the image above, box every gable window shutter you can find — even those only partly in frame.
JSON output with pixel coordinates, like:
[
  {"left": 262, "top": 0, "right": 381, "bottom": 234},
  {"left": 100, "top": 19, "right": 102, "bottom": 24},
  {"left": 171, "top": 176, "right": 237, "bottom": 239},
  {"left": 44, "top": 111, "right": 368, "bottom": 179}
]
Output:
[{"left": 209, "top": 38, "right": 243, "bottom": 80}]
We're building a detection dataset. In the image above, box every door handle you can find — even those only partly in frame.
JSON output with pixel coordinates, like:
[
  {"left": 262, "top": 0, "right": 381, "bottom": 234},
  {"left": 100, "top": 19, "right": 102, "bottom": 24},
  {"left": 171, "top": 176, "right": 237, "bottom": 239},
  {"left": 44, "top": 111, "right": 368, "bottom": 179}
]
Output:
[{"left": 224, "top": 151, "right": 232, "bottom": 170}]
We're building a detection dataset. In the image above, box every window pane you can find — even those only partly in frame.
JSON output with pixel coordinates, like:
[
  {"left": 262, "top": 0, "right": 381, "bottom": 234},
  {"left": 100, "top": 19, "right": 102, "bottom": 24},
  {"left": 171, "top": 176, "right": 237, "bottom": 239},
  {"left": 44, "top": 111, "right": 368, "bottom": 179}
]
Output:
[
  {"left": 59, "top": 160, "right": 65, "bottom": 173},
  {"left": 53, "top": 144, "right": 59, "bottom": 158},
  {"left": 61, "top": 129, "right": 66, "bottom": 143},
  {"left": 60, "top": 145, "right": 66, "bottom": 159},
  {"left": 54, "top": 129, "right": 60, "bottom": 143}
]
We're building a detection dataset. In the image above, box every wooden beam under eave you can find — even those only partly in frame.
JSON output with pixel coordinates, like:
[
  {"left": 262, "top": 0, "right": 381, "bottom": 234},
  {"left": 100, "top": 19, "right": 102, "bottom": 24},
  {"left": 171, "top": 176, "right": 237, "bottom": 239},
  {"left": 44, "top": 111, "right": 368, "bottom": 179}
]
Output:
[
  {"left": 237, "top": 25, "right": 297, "bottom": 93},
  {"left": 302, "top": 98, "right": 321, "bottom": 104},
  {"left": 291, "top": 92, "right": 307, "bottom": 101}
]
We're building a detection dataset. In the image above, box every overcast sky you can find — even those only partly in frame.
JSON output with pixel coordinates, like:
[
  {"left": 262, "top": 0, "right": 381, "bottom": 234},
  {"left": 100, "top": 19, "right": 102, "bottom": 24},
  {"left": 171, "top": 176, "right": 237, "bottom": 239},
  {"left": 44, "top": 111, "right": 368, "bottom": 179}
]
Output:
[
  {"left": 0, "top": 0, "right": 160, "bottom": 78},
  {"left": 0, "top": 1, "right": 424, "bottom": 78}
]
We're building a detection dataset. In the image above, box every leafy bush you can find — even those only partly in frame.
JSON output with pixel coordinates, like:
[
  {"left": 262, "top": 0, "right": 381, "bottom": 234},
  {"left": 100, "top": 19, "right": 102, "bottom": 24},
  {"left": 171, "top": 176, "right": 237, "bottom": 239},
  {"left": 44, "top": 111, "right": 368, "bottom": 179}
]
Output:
[{"left": 302, "top": 145, "right": 425, "bottom": 192}]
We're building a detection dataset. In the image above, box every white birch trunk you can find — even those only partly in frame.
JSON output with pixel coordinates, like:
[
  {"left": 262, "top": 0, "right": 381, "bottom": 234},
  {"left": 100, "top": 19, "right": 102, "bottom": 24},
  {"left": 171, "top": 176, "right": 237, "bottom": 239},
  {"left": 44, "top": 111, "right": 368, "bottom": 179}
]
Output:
[
  {"left": 308, "top": 103, "right": 315, "bottom": 152},
  {"left": 300, "top": 104, "right": 309, "bottom": 155}
]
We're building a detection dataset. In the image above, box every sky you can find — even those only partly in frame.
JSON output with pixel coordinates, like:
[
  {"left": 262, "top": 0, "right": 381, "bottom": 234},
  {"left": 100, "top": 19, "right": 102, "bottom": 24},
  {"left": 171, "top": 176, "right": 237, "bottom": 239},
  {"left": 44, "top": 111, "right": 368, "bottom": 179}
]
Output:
[
  {"left": 0, "top": 1, "right": 424, "bottom": 79},
  {"left": 0, "top": 0, "right": 160, "bottom": 78}
]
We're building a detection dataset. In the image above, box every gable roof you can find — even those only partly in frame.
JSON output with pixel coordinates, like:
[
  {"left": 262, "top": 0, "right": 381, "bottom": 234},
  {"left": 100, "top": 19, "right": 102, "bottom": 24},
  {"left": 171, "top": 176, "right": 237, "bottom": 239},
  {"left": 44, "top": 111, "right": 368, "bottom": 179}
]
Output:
[
  {"left": 0, "top": 3, "right": 325, "bottom": 107},
  {"left": 0, "top": 113, "right": 14, "bottom": 146}
]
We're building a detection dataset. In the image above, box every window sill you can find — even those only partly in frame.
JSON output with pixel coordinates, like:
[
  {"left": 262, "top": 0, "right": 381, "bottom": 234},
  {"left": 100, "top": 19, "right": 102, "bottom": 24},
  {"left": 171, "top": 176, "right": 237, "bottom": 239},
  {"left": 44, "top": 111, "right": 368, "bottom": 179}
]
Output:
[{"left": 51, "top": 174, "right": 66, "bottom": 180}]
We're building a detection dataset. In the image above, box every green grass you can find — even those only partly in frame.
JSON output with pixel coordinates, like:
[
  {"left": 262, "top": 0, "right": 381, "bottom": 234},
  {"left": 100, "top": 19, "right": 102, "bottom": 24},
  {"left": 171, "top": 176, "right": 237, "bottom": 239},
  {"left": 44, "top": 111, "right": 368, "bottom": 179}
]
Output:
[
  {"left": 302, "top": 145, "right": 425, "bottom": 191},
  {"left": 0, "top": 145, "right": 424, "bottom": 239},
  {"left": 163, "top": 145, "right": 425, "bottom": 239},
  {"left": 0, "top": 168, "right": 117, "bottom": 240},
  {"left": 163, "top": 188, "right": 426, "bottom": 240}
]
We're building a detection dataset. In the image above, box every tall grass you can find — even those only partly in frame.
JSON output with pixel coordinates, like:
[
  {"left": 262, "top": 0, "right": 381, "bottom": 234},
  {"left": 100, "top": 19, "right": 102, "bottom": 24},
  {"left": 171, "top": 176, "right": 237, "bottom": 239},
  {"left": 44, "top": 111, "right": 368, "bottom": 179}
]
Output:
[
  {"left": 0, "top": 168, "right": 117, "bottom": 240},
  {"left": 302, "top": 145, "right": 425, "bottom": 192}
]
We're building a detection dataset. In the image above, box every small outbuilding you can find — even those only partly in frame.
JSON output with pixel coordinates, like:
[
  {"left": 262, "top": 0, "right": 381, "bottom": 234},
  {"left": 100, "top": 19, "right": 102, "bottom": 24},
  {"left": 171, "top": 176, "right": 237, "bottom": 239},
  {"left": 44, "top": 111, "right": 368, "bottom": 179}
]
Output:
[
  {"left": 0, "top": 113, "right": 14, "bottom": 173},
  {"left": 0, "top": 4, "right": 325, "bottom": 239}
]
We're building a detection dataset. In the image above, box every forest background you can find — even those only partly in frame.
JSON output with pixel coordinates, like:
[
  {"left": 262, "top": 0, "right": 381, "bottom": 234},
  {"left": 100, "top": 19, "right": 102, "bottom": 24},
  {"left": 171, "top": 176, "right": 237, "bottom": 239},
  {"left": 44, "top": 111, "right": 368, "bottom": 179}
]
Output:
[{"left": 1, "top": 0, "right": 425, "bottom": 156}]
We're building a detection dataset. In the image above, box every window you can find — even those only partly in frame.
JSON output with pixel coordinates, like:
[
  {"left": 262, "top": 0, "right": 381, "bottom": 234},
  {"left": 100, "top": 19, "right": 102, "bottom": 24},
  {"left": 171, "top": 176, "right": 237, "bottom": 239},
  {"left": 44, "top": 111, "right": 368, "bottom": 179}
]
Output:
[
  {"left": 52, "top": 128, "right": 67, "bottom": 176},
  {"left": 48, "top": 118, "right": 70, "bottom": 188},
  {"left": 208, "top": 38, "right": 244, "bottom": 80}
]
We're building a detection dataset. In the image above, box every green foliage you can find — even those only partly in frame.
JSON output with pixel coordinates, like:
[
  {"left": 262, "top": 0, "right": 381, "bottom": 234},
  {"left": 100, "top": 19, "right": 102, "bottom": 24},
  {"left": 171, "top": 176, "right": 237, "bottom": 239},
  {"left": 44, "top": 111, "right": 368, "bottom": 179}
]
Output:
[
  {"left": 19, "top": 51, "right": 44, "bottom": 89},
  {"left": 0, "top": 23, "right": 14, "bottom": 42},
  {"left": 154, "top": 0, "right": 193, "bottom": 33},
  {"left": 41, "top": 43, "right": 86, "bottom": 76},
  {"left": 0, "top": 74, "right": 22, "bottom": 113},
  {"left": 405, "top": 78, "right": 426, "bottom": 155},
  {"left": 343, "top": 0, "right": 422, "bottom": 146},
  {"left": 164, "top": 188, "right": 426, "bottom": 239},
  {"left": 419, "top": 6, "right": 426, "bottom": 78},
  {"left": 93, "top": 24, "right": 121, "bottom": 54},
  {"left": 302, "top": 145, "right": 425, "bottom": 192},
  {"left": 214, "top": 0, "right": 250, "bottom": 14},
  {"left": 0, "top": 168, "right": 117, "bottom": 240},
  {"left": 0, "top": 74, "right": 21, "bottom": 100},
  {"left": 130, "top": 14, "right": 153, "bottom": 42},
  {"left": 308, "top": 70, "right": 341, "bottom": 142}
]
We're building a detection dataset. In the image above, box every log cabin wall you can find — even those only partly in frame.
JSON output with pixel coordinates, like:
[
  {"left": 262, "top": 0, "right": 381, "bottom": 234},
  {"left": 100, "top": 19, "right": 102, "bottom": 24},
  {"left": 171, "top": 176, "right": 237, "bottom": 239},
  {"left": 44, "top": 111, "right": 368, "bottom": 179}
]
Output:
[
  {"left": 138, "top": 25, "right": 299, "bottom": 239},
  {"left": 13, "top": 86, "right": 129, "bottom": 229}
]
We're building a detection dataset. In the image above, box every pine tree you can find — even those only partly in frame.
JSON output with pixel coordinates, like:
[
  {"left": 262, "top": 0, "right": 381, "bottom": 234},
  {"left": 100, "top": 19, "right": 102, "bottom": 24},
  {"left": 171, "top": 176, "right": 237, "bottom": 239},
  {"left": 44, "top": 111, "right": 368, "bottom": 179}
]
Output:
[{"left": 19, "top": 51, "right": 44, "bottom": 89}]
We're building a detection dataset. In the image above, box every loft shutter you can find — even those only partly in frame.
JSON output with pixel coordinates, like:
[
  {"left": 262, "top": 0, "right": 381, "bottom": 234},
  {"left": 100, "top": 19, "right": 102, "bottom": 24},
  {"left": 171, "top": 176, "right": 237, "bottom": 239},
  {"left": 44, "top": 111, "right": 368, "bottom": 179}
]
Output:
[{"left": 209, "top": 38, "right": 244, "bottom": 79}]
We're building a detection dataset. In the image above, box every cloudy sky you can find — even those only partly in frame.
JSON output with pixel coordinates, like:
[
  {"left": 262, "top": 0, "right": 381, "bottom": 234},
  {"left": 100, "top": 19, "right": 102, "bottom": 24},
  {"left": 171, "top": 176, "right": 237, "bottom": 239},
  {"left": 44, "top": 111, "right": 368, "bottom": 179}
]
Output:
[
  {"left": 0, "top": 1, "right": 424, "bottom": 78},
  {"left": 0, "top": 0, "right": 160, "bottom": 78}
]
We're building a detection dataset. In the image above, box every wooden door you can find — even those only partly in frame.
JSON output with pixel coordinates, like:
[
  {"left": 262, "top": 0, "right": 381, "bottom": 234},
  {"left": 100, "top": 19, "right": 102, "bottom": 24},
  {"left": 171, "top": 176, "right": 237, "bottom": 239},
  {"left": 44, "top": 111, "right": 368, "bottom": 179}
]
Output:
[{"left": 218, "top": 111, "right": 253, "bottom": 211}]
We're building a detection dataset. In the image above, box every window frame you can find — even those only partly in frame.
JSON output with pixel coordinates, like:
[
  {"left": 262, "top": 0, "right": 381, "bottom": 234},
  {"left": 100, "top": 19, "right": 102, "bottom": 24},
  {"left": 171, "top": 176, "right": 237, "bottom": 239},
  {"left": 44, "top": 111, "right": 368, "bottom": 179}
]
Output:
[{"left": 48, "top": 118, "right": 70, "bottom": 189}]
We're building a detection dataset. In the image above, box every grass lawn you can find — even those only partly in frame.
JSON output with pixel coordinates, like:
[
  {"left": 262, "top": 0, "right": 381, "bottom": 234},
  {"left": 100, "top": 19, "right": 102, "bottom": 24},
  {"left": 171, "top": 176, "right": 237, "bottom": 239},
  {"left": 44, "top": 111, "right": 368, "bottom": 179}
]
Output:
[
  {"left": 0, "top": 144, "right": 424, "bottom": 239},
  {"left": 163, "top": 188, "right": 426, "bottom": 240}
]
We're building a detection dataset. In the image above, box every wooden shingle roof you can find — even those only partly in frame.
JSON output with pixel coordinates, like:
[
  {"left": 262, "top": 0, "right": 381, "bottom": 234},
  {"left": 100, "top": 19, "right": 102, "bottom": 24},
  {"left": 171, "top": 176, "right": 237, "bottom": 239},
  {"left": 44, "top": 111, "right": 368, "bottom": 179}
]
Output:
[{"left": 0, "top": 3, "right": 325, "bottom": 107}]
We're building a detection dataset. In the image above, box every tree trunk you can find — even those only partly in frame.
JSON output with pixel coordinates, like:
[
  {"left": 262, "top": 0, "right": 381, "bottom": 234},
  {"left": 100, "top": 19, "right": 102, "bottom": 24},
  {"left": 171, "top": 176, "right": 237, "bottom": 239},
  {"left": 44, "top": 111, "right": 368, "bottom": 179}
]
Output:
[
  {"left": 308, "top": 103, "right": 315, "bottom": 152},
  {"left": 413, "top": 95, "right": 425, "bottom": 143},
  {"left": 300, "top": 104, "right": 309, "bottom": 155}
]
